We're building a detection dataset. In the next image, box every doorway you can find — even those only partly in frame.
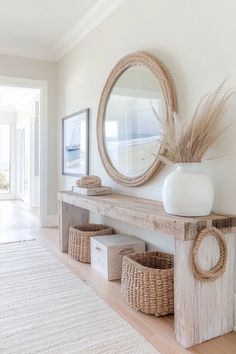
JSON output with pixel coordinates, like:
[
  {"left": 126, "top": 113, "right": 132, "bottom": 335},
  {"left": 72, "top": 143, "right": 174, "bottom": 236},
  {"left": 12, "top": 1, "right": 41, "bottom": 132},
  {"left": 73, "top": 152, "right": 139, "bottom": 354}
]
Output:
[
  {"left": 0, "top": 76, "right": 48, "bottom": 228},
  {"left": 0, "top": 86, "right": 40, "bottom": 228}
]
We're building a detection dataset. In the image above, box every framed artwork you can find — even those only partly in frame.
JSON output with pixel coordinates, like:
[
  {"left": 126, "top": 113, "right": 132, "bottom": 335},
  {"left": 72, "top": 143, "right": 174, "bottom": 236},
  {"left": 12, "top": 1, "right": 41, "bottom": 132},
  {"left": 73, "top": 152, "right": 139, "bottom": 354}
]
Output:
[{"left": 62, "top": 109, "right": 89, "bottom": 176}]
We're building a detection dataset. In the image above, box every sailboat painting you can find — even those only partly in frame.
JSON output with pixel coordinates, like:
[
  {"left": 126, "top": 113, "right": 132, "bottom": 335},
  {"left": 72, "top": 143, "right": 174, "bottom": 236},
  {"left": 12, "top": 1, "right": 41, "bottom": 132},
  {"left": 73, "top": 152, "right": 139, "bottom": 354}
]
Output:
[{"left": 62, "top": 109, "right": 89, "bottom": 176}]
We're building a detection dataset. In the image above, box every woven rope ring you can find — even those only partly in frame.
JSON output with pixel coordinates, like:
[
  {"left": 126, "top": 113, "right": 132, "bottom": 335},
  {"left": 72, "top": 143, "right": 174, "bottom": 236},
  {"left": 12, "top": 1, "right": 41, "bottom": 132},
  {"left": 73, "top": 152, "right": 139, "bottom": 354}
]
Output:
[{"left": 192, "top": 227, "right": 228, "bottom": 282}]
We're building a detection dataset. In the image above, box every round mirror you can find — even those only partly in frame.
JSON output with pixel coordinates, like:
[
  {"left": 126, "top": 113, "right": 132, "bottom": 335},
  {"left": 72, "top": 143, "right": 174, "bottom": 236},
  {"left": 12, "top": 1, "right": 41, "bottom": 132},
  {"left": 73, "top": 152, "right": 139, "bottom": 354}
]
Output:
[{"left": 97, "top": 52, "right": 177, "bottom": 186}]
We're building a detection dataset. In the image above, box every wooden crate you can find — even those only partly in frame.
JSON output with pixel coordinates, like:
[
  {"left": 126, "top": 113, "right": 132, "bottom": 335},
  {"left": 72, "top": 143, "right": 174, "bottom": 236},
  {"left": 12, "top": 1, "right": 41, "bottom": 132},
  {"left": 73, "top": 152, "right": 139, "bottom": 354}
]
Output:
[{"left": 91, "top": 234, "right": 145, "bottom": 280}]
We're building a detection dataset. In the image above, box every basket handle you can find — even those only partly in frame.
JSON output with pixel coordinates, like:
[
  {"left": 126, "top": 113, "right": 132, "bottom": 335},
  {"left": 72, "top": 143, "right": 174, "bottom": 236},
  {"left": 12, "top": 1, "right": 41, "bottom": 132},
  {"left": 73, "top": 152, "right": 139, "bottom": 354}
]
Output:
[{"left": 119, "top": 248, "right": 135, "bottom": 255}]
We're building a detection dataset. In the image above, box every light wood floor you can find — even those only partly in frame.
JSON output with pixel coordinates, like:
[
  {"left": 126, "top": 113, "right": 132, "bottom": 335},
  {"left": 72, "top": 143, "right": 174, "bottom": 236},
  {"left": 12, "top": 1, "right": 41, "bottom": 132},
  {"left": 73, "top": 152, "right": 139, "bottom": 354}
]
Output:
[
  {"left": 1, "top": 200, "right": 235, "bottom": 354},
  {"left": 0, "top": 200, "right": 39, "bottom": 243}
]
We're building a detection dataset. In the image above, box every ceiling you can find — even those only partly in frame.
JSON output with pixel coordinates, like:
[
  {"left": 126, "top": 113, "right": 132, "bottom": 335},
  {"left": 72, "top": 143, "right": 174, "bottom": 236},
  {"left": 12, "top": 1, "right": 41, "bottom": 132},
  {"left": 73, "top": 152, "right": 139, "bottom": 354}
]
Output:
[
  {"left": 0, "top": 86, "right": 39, "bottom": 111},
  {"left": 0, "top": 0, "right": 125, "bottom": 61}
]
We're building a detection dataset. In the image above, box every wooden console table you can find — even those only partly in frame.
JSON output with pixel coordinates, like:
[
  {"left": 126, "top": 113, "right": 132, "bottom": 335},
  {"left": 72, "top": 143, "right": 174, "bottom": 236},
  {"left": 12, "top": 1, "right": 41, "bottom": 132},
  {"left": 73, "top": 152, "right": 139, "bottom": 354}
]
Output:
[{"left": 58, "top": 191, "right": 236, "bottom": 348}]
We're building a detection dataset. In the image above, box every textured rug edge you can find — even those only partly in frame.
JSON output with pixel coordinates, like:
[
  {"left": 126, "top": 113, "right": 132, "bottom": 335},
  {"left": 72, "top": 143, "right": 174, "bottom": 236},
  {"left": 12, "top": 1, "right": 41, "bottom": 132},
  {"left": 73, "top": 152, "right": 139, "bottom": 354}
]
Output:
[{"left": 0, "top": 238, "right": 36, "bottom": 245}]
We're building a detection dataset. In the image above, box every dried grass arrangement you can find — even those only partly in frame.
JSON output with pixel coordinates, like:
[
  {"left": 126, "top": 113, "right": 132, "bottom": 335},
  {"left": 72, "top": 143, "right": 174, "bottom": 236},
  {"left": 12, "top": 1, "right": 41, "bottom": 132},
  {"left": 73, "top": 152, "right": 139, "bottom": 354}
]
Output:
[{"left": 154, "top": 82, "right": 232, "bottom": 164}]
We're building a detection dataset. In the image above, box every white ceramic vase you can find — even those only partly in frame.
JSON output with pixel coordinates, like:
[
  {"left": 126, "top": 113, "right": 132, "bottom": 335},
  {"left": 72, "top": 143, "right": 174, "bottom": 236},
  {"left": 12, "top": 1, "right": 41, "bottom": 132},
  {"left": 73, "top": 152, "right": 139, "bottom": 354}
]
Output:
[{"left": 162, "top": 163, "right": 214, "bottom": 216}]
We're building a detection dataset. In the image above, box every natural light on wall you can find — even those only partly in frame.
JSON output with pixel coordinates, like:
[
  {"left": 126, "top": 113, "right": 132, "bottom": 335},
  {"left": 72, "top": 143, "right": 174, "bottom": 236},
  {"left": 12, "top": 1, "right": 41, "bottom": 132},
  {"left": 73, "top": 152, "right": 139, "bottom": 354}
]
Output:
[{"left": 0, "top": 124, "right": 10, "bottom": 193}]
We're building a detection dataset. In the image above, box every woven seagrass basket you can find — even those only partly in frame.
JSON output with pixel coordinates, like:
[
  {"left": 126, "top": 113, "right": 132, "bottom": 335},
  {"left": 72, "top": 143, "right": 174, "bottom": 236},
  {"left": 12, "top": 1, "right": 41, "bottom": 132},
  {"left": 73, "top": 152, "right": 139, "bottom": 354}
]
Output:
[
  {"left": 68, "top": 224, "right": 113, "bottom": 263},
  {"left": 121, "top": 250, "right": 174, "bottom": 316}
]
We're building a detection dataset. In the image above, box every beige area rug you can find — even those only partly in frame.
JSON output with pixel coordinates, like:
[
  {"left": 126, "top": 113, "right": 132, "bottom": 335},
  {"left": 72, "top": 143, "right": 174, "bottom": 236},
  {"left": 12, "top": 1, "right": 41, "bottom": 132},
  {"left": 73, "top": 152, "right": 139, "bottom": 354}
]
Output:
[
  {"left": 0, "top": 241, "right": 159, "bottom": 354},
  {"left": 0, "top": 228, "right": 37, "bottom": 244}
]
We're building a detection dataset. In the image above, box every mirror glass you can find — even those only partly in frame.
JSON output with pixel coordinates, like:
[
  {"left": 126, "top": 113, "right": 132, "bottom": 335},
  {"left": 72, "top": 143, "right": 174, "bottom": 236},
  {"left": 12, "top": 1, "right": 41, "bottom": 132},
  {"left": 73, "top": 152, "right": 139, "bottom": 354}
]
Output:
[{"left": 104, "top": 65, "right": 165, "bottom": 177}]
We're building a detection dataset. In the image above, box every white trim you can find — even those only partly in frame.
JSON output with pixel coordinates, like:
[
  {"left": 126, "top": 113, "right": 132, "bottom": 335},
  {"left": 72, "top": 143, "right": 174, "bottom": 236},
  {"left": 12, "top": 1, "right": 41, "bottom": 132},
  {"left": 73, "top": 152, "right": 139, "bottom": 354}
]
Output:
[
  {"left": 0, "top": 76, "right": 48, "bottom": 227},
  {"left": 0, "top": 0, "right": 127, "bottom": 61},
  {"left": 0, "top": 44, "right": 55, "bottom": 61},
  {"left": 10, "top": 118, "right": 16, "bottom": 198},
  {"left": 234, "top": 294, "right": 236, "bottom": 331},
  {"left": 54, "top": 0, "right": 127, "bottom": 60},
  {"left": 39, "top": 81, "right": 48, "bottom": 228},
  {"left": 44, "top": 214, "right": 58, "bottom": 227},
  {"left": 16, "top": 128, "right": 25, "bottom": 200}
]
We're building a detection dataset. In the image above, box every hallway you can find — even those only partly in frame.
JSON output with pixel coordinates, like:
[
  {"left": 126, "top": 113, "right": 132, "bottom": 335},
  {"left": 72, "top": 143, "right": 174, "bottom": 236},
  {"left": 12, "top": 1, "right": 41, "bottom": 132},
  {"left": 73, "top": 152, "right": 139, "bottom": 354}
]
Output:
[
  {"left": 0, "top": 200, "right": 39, "bottom": 243},
  {"left": 0, "top": 202, "right": 235, "bottom": 354}
]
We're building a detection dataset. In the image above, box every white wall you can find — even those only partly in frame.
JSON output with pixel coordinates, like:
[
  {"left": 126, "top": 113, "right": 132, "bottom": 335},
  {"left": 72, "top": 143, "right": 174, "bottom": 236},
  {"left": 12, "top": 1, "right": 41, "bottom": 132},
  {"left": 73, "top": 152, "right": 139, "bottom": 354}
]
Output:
[
  {"left": 57, "top": 0, "right": 236, "bottom": 254},
  {"left": 0, "top": 54, "right": 57, "bottom": 217}
]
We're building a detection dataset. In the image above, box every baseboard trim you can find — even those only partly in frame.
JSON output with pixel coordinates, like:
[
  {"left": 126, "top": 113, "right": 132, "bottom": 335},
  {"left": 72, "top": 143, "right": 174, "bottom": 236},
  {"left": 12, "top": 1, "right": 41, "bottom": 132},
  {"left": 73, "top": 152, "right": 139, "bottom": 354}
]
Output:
[
  {"left": 234, "top": 294, "right": 236, "bottom": 332},
  {"left": 44, "top": 214, "right": 58, "bottom": 227}
]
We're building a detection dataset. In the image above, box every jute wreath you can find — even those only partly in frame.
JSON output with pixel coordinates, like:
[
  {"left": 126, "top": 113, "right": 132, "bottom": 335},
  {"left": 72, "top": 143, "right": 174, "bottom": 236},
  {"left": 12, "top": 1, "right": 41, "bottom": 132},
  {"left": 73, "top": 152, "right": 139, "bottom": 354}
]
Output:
[{"left": 192, "top": 227, "right": 228, "bottom": 282}]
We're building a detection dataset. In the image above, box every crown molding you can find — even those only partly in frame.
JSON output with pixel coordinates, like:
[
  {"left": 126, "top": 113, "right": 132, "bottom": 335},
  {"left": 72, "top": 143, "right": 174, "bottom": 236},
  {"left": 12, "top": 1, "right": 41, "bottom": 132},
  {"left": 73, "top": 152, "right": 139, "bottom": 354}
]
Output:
[
  {"left": 0, "top": 0, "right": 127, "bottom": 62},
  {"left": 0, "top": 44, "right": 55, "bottom": 61},
  {"left": 54, "top": 0, "right": 127, "bottom": 60}
]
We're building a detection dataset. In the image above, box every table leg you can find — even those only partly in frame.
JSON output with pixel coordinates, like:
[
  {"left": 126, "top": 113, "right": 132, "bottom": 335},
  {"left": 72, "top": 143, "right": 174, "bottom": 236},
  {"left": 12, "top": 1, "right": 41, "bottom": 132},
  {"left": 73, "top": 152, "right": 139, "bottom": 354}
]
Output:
[
  {"left": 59, "top": 201, "right": 89, "bottom": 252},
  {"left": 174, "top": 234, "right": 235, "bottom": 348}
]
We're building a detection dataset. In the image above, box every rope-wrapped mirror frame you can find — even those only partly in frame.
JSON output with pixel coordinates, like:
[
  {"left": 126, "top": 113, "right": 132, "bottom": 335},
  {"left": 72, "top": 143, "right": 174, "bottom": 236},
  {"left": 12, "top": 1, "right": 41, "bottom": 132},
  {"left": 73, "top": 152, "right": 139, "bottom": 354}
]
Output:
[
  {"left": 97, "top": 51, "right": 177, "bottom": 187},
  {"left": 192, "top": 227, "right": 228, "bottom": 282}
]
